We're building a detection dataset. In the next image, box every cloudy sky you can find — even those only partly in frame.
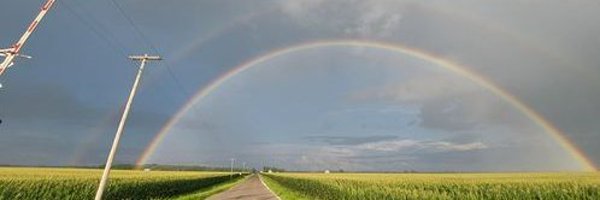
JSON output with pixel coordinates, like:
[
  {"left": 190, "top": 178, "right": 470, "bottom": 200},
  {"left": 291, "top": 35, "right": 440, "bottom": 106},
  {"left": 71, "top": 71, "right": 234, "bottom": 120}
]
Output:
[{"left": 0, "top": 0, "right": 599, "bottom": 171}]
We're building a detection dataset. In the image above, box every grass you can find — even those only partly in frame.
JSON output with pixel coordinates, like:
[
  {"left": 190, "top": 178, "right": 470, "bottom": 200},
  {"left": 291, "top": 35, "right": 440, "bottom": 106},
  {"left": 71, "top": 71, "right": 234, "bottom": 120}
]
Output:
[
  {"left": 0, "top": 167, "right": 243, "bottom": 200},
  {"left": 262, "top": 172, "right": 600, "bottom": 200}
]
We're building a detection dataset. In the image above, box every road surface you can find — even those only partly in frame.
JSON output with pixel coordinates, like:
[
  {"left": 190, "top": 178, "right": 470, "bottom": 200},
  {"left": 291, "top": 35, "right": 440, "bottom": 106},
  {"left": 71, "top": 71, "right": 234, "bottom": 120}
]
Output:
[{"left": 207, "top": 174, "right": 279, "bottom": 200}]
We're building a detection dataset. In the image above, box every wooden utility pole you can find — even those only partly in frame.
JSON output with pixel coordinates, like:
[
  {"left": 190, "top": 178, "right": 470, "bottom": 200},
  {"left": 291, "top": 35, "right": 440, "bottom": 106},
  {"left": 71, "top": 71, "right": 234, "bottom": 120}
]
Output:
[{"left": 94, "top": 54, "right": 161, "bottom": 200}]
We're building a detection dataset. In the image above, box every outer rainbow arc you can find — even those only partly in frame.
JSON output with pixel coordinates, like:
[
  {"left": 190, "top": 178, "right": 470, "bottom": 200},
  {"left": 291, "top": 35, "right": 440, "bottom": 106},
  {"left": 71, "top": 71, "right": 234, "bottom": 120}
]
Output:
[{"left": 136, "top": 40, "right": 597, "bottom": 171}]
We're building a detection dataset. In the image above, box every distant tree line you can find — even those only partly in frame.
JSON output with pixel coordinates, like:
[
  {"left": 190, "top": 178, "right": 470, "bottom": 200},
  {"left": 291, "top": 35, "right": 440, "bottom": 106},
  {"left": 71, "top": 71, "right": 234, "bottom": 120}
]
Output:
[{"left": 263, "top": 166, "right": 286, "bottom": 172}]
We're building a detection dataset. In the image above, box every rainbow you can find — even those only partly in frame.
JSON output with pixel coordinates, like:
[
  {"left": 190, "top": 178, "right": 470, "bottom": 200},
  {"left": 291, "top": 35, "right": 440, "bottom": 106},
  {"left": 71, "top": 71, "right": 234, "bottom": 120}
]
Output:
[{"left": 136, "top": 40, "right": 597, "bottom": 171}]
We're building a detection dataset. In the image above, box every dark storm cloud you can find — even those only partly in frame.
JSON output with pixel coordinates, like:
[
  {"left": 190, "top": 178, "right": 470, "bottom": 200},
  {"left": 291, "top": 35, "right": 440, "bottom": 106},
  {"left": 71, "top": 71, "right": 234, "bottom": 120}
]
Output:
[
  {"left": 0, "top": 83, "right": 98, "bottom": 165},
  {"left": 0, "top": 82, "right": 170, "bottom": 165},
  {"left": 0, "top": 83, "right": 97, "bottom": 121},
  {"left": 0, "top": 82, "right": 169, "bottom": 128}
]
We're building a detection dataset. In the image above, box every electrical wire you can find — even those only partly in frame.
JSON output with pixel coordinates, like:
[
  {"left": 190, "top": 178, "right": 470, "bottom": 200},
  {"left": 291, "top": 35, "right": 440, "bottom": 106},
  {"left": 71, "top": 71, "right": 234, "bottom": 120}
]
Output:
[
  {"left": 64, "top": 0, "right": 191, "bottom": 104},
  {"left": 60, "top": 0, "right": 129, "bottom": 58},
  {"left": 107, "top": 0, "right": 192, "bottom": 99},
  {"left": 60, "top": 1, "right": 178, "bottom": 116}
]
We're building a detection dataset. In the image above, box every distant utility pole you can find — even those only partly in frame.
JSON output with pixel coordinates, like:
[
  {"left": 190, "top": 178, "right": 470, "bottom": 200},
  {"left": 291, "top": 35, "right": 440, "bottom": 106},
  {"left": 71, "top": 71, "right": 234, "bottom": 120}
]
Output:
[
  {"left": 0, "top": 0, "right": 56, "bottom": 78},
  {"left": 94, "top": 54, "right": 161, "bottom": 200},
  {"left": 230, "top": 158, "right": 235, "bottom": 178}
]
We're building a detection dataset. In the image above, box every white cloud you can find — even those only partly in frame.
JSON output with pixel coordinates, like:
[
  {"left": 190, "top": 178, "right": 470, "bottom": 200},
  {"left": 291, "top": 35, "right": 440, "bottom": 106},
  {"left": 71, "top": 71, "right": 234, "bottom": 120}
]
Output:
[
  {"left": 239, "top": 138, "right": 487, "bottom": 171},
  {"left": 358, "top": 139, "right": 420, "bottom": 151},
  {"left": 426, "top": 141, "right": 488, "bottom": 152},
  {"left": 357, "top": 139, "right": 488, "bottom": 153}
]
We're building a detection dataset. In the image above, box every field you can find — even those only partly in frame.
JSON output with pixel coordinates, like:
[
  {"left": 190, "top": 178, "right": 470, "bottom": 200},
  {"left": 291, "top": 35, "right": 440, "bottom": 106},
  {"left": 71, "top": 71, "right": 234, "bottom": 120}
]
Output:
[
  {"left": 0, "top": 167, "right": 243, "bottom": 199},
  {"left": 262, "top": 172, "right": 600, "bottom": 200}
]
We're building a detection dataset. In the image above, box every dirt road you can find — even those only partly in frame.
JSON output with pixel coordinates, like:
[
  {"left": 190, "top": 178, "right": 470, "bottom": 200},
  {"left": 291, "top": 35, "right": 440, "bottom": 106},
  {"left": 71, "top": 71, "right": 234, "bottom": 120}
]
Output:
[{"left": 207, "top": 174, "right": 280, "bottom": 200}]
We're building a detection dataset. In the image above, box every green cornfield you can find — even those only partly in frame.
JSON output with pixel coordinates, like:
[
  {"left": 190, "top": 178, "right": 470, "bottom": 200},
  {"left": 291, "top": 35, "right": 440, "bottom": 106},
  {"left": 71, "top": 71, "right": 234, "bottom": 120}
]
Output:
[
  {"left": 262, "top": 172, "right": 600, "bottom": 200},
  {"left": 0, "top": 167, "right": 241, "bottom": 199}
]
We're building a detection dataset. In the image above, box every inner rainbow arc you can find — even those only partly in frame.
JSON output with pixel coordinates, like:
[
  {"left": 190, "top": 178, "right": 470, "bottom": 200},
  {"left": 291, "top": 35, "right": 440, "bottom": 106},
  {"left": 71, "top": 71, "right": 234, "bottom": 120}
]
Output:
[{"left": 136, "top": 39, "right": 597, "bottom": 171}]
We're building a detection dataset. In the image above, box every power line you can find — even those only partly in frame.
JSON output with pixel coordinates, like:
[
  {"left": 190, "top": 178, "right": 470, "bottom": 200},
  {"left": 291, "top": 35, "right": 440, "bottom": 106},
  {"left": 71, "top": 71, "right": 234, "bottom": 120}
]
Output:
[
  {"left": 0, "top": 0, "right": 56, "bottom": 77},
  {"left": 66, "top": 0, "right": 192, "bottom": 116},
  {"left": 60, "top": 0, "right": 129, "bottom": 57},
  {"left": 102, "top": 1, "right": 211, "bottom": 157},
  {"left": 60, "top": 0, "right": 182, "bottom": 130},
  {"left": 107, "top": 0, "right": 192, "bottom": 99},
  {"left": 62, "top": 0, "right": 174, "bottom": 108},
  {"left": 107, "top": 0, "right": 157, "bottom": 54}
]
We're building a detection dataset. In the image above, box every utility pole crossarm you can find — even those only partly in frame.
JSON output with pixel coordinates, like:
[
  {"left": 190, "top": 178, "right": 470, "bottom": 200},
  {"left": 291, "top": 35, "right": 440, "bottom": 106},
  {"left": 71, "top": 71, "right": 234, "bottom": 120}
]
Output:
[
  {"left": 0, "top": 0, "right": 56, "bottom": 77},
  {"left": 128, "top": 54, "right": 162, "bottom": 61}
]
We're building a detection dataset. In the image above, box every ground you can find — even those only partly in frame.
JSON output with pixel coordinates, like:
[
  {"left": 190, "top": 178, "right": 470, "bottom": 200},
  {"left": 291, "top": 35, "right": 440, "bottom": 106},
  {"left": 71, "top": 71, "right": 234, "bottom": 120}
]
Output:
[{"left": 208, "top": 174, "right": 279, "bottom": 200}]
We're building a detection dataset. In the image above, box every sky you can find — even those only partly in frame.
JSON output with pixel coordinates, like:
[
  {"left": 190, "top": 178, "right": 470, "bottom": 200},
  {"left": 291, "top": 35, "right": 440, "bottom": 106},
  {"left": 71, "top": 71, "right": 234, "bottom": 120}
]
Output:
[{"left": 0, "top": 0, "right": 599, "bottom": 171}]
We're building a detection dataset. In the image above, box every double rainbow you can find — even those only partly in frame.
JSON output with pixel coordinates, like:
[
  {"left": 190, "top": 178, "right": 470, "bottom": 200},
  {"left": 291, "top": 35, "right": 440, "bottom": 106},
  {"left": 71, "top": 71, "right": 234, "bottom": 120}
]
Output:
[{"left": 136, "top": 40, "right": 597, "bottom": 171}]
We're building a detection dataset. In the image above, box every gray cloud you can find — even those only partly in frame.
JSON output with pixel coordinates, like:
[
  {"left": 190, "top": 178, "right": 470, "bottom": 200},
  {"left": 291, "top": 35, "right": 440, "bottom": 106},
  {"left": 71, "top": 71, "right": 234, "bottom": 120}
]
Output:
[
  {"left": 278, "top": 0, "right": 411, "bottom": 38},
  {"left": 349, "top": 73, "right": 528, "bottom": 132}
]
